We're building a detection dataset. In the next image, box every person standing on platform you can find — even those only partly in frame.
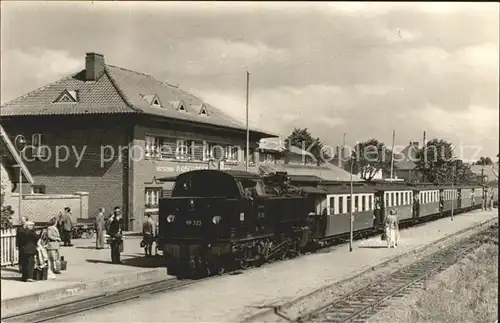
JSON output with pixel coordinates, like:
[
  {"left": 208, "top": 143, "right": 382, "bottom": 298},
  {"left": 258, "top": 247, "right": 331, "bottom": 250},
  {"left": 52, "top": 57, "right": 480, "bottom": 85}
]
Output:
[
  {"left": 142, "top": 213, "right": 155, "bottom": 257},
  {"left": 95, "top": 208, "right": 106, "bottom": 249},
  {"left": 44, "top": 217, "right": 62, "bottom": 278},
  {"left": 18, "top": 221, "right": 39, "bottom": 282},
  {"left": 61, "top": 207, "right": 73, "bottom": 246},
  {"left": 108, "top": 207, "right": 124, "bottom": 264},
  {"left": 16, "top": 216, "right": 29, "bottom": 273},
  {"left": 384, "top": 209, "right": 399, "bottom": 248}
]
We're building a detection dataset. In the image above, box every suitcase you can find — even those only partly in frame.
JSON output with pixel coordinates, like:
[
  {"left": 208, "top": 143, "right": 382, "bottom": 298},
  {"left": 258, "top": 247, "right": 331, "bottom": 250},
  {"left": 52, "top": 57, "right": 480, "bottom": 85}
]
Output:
[
  {"left": 34, "top": 267, "right": 48, "bottom": 280},
  {"left": 60, "top": 256, "right": 67, "bottom": 271}
]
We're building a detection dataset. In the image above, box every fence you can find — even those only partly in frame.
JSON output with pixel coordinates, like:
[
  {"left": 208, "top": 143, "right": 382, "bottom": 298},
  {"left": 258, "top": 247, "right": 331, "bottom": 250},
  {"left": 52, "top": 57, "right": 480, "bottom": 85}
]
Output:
[{"left": 1, "top": 228, "right": 18, "bottom": 267}]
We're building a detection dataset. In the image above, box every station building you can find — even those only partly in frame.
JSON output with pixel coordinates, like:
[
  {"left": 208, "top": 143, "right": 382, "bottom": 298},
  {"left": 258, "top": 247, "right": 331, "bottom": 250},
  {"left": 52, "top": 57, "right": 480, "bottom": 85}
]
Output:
[{"left": 0, "top": 52, "right": 274, "bottom": 230}]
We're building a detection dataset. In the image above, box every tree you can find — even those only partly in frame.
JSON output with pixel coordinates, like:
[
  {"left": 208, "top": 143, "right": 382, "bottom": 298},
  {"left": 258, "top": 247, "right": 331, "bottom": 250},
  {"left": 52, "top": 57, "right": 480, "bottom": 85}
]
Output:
[
  {"left": 350, "top": 139, "right": 392, "bottom": 181},
  {"left": 475, "top": 156, "right": 493, "bottom": 165},
  {"left": 285, "top": 128, "right": 328, "bottom": 165},
  {"left": 415, "top": 138, "right": 475, "bottom": 184},
  {"left": 1, "top": 169, "right": 15, "bottom": 230}
]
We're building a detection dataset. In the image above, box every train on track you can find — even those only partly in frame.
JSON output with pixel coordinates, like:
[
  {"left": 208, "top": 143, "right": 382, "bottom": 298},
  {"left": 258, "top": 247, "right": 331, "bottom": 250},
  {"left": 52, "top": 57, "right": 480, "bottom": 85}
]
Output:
[{"left": 157, "top": 169, "right": 495, "bottom": 278}]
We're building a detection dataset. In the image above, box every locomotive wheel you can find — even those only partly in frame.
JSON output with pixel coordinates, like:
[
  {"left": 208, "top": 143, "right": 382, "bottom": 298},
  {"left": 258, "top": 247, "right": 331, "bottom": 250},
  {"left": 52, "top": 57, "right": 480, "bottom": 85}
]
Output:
[{"left": 217, "top": 267, "right": 225, "bottom": 275}]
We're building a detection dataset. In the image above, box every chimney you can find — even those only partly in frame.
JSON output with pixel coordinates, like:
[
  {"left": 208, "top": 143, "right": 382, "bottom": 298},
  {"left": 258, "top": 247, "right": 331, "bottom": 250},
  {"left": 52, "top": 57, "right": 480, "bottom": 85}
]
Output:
[
  {"left": 336, "top": 146, "right": 341, "bottom": 167},
  {"left": 85, "top": 52, "right": 105, "bottom": 81}
]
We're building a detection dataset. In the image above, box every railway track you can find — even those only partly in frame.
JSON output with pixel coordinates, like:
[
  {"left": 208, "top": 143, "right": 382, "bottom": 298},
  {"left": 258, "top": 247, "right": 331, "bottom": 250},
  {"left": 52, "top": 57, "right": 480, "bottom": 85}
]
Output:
[
  {"left": 297, "top": 223, "right": 498, "bottom": 323},
  {"left": 1, "top": 277, "right": 204, "bottom": 323}
]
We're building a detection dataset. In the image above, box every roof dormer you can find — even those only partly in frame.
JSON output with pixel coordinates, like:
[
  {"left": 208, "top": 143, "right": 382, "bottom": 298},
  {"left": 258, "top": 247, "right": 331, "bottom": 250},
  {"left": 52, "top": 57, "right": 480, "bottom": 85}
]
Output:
[
  {"left": 198, "top": 104, "right": 209, "bottom": 116},
  {"left": 141, "top": 94, "right": 162, "bottom": 108},
  {"left": 54, "top": 89, "right": 78, "bottom": 103},
  {"left": 169, "top": 100, "right": 188, "bottom": 112}
]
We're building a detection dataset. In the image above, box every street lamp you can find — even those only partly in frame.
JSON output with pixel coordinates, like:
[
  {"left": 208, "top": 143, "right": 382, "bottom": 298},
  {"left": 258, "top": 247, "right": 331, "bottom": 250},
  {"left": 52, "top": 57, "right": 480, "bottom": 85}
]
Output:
[
  {"left": 349, "top": 154, "right": 355, "bottom": 252},
  {"left": 450, "top": 159, "right": 455, "bottom": 221}
]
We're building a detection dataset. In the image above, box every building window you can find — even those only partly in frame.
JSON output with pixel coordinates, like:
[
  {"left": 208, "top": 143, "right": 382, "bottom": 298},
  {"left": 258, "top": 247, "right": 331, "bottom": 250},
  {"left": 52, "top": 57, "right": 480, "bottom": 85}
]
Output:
[
  {"left": 145, "top": 135, "right": 248, "bottom": 163},
  {"left": 145, "top": 188, "right": 161, "bottom": 208},
  {"left": 225, "top": 146, "right": 239, "bottom": 163},
  {"left": 176, "top": 139, "right": 189, "bottom": 159},
  {"left": 31, "top": 185, "right": 46, "bottom": 194},
  {"left": 190, "top": 140, "right": 205, "bottom": 161},
  {"left": 145, "top": 136, "right": 161, "bottom": 158}
]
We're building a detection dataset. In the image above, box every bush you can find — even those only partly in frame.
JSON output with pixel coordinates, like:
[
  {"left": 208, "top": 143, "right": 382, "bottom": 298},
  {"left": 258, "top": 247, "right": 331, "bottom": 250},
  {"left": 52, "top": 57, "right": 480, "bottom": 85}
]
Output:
[{"left": 0, "top": 177, "right": 15, "bottom": 229}]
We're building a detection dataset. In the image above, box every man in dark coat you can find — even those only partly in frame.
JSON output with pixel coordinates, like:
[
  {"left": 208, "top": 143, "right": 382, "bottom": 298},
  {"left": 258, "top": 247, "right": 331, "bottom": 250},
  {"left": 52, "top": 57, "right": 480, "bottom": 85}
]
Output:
[
  {"left": 108, "top": 206, "right": 124, "bottom": 264},
  {"left": 61, "top": 207, "right": 73, "bottom": 246},
  {"left": 16, "top": 216, "right": 29, "bottom": 273},
  {"left": 18, "top": 221, "right": 39, "bottom": 282}
]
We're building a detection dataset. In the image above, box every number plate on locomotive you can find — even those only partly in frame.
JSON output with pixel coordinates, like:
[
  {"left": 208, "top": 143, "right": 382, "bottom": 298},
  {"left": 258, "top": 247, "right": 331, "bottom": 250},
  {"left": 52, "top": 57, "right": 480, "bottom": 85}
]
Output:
[{"left": 185, "top": 220, "right": 202, "bottom": 226}]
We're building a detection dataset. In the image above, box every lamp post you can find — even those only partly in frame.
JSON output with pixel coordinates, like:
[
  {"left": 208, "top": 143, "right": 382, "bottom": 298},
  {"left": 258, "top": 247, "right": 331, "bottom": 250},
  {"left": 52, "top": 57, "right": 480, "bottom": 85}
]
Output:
[
  {"left": 349, "top": 154, "right": 354, "bottom": 252},
  {"left": 450, "top": 159, "right": 455, "bottom": 221}
]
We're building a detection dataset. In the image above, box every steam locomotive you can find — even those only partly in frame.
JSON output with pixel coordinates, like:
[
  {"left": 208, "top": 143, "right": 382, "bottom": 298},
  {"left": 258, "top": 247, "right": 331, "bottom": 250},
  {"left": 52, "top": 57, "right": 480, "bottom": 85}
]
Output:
[{"left": 157, "top": 169, "right": 489, "bottom": 277}]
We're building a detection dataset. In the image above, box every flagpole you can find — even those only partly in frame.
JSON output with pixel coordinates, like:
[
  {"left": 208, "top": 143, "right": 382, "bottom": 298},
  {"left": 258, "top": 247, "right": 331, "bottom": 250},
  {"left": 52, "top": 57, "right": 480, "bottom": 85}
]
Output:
[
  {"left": 245, "top": 71, "right": 250, "bottom": 172},
  {"left": 390, "top": 129, "right": 395, "bottom": 181}
]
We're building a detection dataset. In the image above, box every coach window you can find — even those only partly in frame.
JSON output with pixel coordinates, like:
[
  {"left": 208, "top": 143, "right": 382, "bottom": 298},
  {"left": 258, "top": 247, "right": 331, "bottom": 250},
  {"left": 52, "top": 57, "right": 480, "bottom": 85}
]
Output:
[
  {"left": 329, "top": 197, "right": 335, "bottom": 215},
  {"left": 391, "top": 192, "right": 395, "bottom": 206},
  {"left": 361, "top": 195, "right": 366, "bottom": 211},
  {"left": 346, "top": 196, "right": 352, "bottom": 213},
  {"left": 354, "top": 196, "right": 359, "bottom": 212},
  {"left": 368, "top": 195, "right": 373, "bottom": 210},
  {"left": 339, "top": 196, "right": 344, "bottom": 214}
]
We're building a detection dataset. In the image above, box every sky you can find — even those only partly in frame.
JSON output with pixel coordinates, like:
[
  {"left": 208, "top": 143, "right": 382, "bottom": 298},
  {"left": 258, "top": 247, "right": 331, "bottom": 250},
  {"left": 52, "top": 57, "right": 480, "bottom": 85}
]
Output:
[{"left": 1, "top": 1, "right": 499, "bottom": 161}]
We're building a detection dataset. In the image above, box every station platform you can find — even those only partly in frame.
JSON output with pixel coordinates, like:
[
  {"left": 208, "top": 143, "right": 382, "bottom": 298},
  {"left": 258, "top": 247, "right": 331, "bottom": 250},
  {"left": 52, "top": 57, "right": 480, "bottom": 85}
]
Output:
[
  {"left": 1, "top": 235, "right": 171, "bottom": 313},
  {"left": 54, "top": 209, "right": 498, "bottom": 322}
]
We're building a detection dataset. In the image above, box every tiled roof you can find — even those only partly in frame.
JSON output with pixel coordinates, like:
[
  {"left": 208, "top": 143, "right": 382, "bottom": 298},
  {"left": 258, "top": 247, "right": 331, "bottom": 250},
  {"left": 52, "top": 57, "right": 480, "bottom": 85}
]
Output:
[
  {"left": 0, "top": 70, "right": 133, "bottom": 116},
  {"left": 470, "top": 164, "right": 499, "bottom": 182},
  {"left": 1, "top": 61, "right": 274, "bottom": 137},
  {"left": 104, "top": 65, "right": 268, "bottom": 133}
]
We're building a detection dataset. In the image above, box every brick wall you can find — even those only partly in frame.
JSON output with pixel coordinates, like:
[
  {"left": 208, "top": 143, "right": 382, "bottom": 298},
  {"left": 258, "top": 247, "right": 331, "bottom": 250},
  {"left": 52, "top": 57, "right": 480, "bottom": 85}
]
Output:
[
  {"left": 5, "top": 192, "right": 89, "bottom": 224},
  {"left": 129, "top": 122, "right": 261, "bottom": 230},
  {"left": 2, "top": 116, "right": 128, "bottom": 223}
]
